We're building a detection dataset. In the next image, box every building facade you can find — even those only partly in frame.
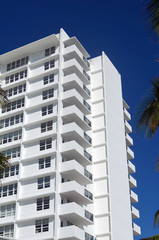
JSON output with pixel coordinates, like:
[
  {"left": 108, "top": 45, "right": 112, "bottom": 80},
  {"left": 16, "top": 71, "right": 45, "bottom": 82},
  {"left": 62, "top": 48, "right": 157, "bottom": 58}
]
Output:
[{"left": 0, "top": 29, "right": 140, "bottom": 240}]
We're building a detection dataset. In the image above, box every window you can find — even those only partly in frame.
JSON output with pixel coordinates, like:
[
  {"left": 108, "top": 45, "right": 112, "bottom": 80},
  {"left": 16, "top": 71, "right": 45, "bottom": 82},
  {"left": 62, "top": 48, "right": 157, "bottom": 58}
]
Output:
[
  {"left": 40, "top": 138, "right": 52, "bottom": 151},
  {"left": 38, "top": 176, "right": 50, "bottom": 189},
  {"left": 35, "top": 218, "right": 49, "bottom": 233},
  {"left": 41, "top": 121, "right": 53, "bottom": 133},
  {"left": 37, "top": 196, "right": 50, "bottom": 211},
  {"left": 45, "top": 46, "right": 55, "bottom": 56},
  {"left": 5, "top": 70, "right": 27, "bottom": 85},
  {"left": 39, "top": 156, "right": 51, "bottom": 169},
  {"left": 0, "top": 224, "right": 14, "bottom": 237},
  {"left": 0, "top": 183, "right": 17, "bottom": 198},
  {"left": 0, "top": 204, "right": 15, "bottom": 218},
  {"left": 3, "top": 164, "right": 19, "bottom": 178},
  {"left": 44, "top": 60, "right": 55, "bottom": 70},
  {"left": 0, "top": 130, "right": 22, "bottom": 145},
  {"left": 6, "top": 84, "right": 26, "bottom": 97},
  {"left": 42, "top": 89, "right": 54, "bottom": 100},
  {"left": 2, "top": 98, "right": 25, "bottom": 113},
  {"left": 2, "top": 147, "right": 21, "bottom": 159},
  {"left": 43, "top": 74, "right": 54, "bottom": 85},
  {"left": 7, "top": 57, "right": 28, "bottom": 71},
  {"left": 42, "top": 104, "right": 53, "bottom": 116}
]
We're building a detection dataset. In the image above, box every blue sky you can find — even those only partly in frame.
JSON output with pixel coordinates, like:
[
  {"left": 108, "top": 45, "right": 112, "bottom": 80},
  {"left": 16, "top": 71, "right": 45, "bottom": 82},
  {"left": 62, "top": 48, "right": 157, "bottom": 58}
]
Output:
[{"left": 0, "top": 0, "right": 159, "bottom": 238}]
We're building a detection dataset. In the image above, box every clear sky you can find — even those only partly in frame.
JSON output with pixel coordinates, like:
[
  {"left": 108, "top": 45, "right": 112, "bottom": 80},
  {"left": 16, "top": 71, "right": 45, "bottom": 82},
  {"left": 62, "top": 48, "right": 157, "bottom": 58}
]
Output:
[{"left": 0, "top": 0, "right": 159, "bottom": 239}]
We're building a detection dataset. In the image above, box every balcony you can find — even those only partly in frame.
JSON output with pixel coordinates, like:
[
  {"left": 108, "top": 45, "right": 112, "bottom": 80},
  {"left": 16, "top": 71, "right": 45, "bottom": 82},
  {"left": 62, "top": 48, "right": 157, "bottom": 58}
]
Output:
[
  {"left": 83, "top": 56, "right": 90, "bottom": 68},
  {"left": 62, "top": 89, "right": 91, "bottom": 115},
  {"left": 60, "top": 160, "right": 93, "bottom": 185},
  {"left": 123, "top": 108, "right": 131, "bottom": 121},
  {"left": 131, "top": 206, "right": 140, "bottom": 219},
  {"left": 127, "top": 160, "right": 136, "bottom": 174},
  {"left": 132, "top": 222, "right": 141, "bottom": 236},
  {"left": 83, "top": 70, "right": 90, "bottom": 82},
  {"left": 61, "top": 123, "right": 92, "bottom": 148},
  {"left": 127, "top": 146, "right": 134, "bottom": 160},
  {"left": 129, "top": 174, "right": 137, "bottom": 188},
  {"left": 58, "top": 225, "right": 85, "bottom": 240},
  {"left": 62, "top": 105, "right": 91, "bottom": 131},
  {"left": 125, "top": 133, "right": 133, "bottom": 146},
  {"left": 60, "top": 202, "right": 93, "bottom": 226},
  {"left": 63, "top": 44, "right": 90, "bottom": 71},
  {"left": 61, "top": 140, "right": 92, "bottom": 167},
  {"left": 130, "top": 190, "right": 138, "bottom": 203},
  {"left": 63, "top": 74, "right": 91, "bottom": 100},
  {"left": 63, "top": 59, "right": 90, "bottom": 85},
  {"left": 124, "top": 120, "right": 132, "bottom": 133},
  {"left": 60, "top": 181, "right": 93, "bottom": 205}
]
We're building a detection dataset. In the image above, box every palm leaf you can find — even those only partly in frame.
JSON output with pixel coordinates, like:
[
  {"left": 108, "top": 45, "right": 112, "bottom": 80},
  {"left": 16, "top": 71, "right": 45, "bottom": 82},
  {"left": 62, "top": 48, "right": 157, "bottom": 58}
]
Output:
[
  {"left": 0, "top": 85, "right": 10, "bottom": 106},
  {"left": 135, "top": 78, "right": 159, "bottom": 138},
  {"left": 144, "top": 0, "right": 159, "bottom": 34},
  {"left": 154, "top": 210, "right": 159, "bottom": 227},
  {"left": 0, "top": 153, "right": 10, "bottom": 179},
  {"left": 141, "top": 234, "right": 159, "bottom": 240}
]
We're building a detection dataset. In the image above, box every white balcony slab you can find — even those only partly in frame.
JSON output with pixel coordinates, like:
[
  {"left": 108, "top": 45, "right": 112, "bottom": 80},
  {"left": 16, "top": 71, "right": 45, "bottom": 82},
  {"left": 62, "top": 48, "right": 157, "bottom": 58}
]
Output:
[
  {"left": 60, "top": 181, "right": 93, "bottom": 205},
  {"left": 59, "top": 202, "right": 93, "bottom": 226},
  {"left": 62, "top": 105, "right": 91, "bottom": 131},
  {"left": 61, "top": 122, "right": 91, "bottom": 148},
  {"left": 60, "top": 160, "right": 92, "bottom": 185}
]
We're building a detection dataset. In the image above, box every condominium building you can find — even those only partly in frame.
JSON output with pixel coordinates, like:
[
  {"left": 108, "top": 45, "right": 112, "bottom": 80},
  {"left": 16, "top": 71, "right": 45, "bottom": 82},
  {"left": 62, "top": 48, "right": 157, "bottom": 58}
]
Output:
[{"left": 0, "top": 28, "right": 140, "bottom": 240}]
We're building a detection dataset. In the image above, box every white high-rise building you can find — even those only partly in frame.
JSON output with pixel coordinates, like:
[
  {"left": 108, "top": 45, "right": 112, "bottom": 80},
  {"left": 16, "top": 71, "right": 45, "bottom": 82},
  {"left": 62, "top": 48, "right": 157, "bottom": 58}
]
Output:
[{"left": 0, "top": 29, "right": 141, "bottom": 240}]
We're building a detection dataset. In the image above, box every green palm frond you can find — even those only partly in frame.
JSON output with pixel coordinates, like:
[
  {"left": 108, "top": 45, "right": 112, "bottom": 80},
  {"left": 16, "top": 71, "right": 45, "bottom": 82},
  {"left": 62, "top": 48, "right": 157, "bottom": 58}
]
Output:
[
  {"left": 141, "top": 234, "right": 159, "bottom": 240},
  {"left": 0, "top": 153, "right": 10, "bottom": 179},
  {"left": 144, "top": 0, "right": 159, "bottom": 34},
  {"left": 154, "top": 210, "right": 159, "bottom": 227},
  {"left": 135, "top": 78, "right": 159, "bottom": 138},
  {"left": 0, "top": 86, "right": 10, "bottom": 106}
]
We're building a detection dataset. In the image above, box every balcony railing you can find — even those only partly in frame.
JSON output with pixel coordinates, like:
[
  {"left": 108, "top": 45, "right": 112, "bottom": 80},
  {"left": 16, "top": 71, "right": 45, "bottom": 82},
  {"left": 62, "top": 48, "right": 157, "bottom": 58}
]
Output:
[
  {"left": 83, "top": 70, "right": 90, "bottom": 82},
  {"left": 84, "top": 132, "right": 92, "bottom": 144},
  {"left": 84, "top": 150, "right": 92, "bottom": 162},
  {"left": 84, "top": 189, "right": 93, "bottom": 201},
  {"left": 83, "top": 100, "right": 91, "bottom": 111},
  {"left": 85, "top": 232, "right": 94, "bottom": 240},
  {"left": 84, "top": 116, "right": 91, "bottom": 127},
  {"left": 83, "top": 56, "right": 90, "bottom": 68},
  {"left": 84, "top": 169, "right": 93, "bottom": 181},
  {"left": 85, "top": 210, "right": 94, "bottom": 222},
  {"left": 83, "top": 84, "right": 91, "bottom": 96}
]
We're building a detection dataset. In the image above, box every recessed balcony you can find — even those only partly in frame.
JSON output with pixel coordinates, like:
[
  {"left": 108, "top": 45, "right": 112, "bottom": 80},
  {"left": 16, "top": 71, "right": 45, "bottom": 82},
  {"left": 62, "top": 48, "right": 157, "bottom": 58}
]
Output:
[
  {"left": 127, "top": 146, "right": 134, "bottom": 160},
  {"left": 58, "top": 225, "right": 85, "bottom": 240},
  {"left": 63, "top": 74, "right": 91, "bottom": 100},
  {"left": 62, "top": 105, "right": 91, "bottom": 131},
  {"left": 125, "top": 133, "right": 133, "bottom": 146},
  {"left": 132, "top": 222, "right": 141, "bottom": 236},
  {"left": 60, "top": 160, "right": 93, "bottom": 185},
  {"left": 61, "top": 123, "right": 92, "bottom": 148},
  {"left": 130, "top": 190, "right": 138, "bottom": 203},
  {"left": 123, "top": 108, "right": 131, "bottom": 121},
  {"left": 61, "top": 140, "right": 92, "bottom": 167},
  {"left": 127, "top": 160, "right": 136, "bottom": 174},
  {"left": 124, "top": 120, "right": 132, "bottom": 133},
  {"left": 63, "top": 45, "right": 90, "bottom": 71},
  {"left": 62, "top": 89, "right": 91, "bottom": 115},
  {"left": 131, "top": 206, "right": 140, "bottom": 219},
  {"left": 128, "top": 174, "right": 137, "bottom": 188},
  {"left": 60, "top": 181, "right": 93, "bottom": 205},
  {"left": 60, "top": 202, "right": 93, "bottom": 226},
  {"left": 63, "top": 59, "right": 90, "bottom": 85}
]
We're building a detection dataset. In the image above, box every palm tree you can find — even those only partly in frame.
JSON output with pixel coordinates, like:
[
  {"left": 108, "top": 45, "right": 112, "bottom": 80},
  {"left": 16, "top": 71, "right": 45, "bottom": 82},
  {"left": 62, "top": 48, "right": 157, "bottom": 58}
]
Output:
[
  {"left": 136, "top": 77, "right": 159, "bottom": 138},
  {"left": 144, "top": 0, "right": 159, "bottom": 35},
  {"left": 0, "top": 83, "right": 10, "bottom": 179},
  {"left": 137, "top": 1, "right": 159, "bottom": 239}
]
